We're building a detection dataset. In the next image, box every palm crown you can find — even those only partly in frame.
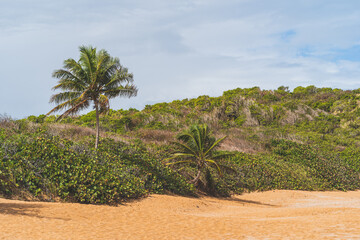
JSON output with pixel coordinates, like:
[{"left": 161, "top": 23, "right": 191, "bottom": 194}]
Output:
[{"left": 167, "top": 124, "right": 229, "bottom": 185}]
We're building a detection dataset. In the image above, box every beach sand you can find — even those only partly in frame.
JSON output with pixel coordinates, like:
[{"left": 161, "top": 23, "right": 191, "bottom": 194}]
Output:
[{"left": 1, "top": 190, "right": 360, "bottom": 239}]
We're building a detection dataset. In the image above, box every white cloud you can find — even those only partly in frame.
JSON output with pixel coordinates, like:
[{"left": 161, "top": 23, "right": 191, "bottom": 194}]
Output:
[{"left": 1, "top": 0, "right": 360, "bottom": 118}]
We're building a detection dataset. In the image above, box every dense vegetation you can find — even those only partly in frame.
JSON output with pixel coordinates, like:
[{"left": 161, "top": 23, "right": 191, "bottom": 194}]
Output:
[{"left": 1, "top": 85, "right": 360, "bottom": 204}]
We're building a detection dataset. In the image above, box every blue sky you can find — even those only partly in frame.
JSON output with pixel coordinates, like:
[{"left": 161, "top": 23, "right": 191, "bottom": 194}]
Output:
[{"left": 1, "top": 0, "right": 360, "bottom": 118}]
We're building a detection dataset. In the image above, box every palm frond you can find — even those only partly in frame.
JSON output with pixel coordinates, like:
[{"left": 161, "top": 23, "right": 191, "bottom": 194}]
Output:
[
  {"left": 94, "top": 51, "right": 111, "bottom": 85},
  {"left": 47, "top": 98, "right": 79, "bottom": 115},
  {"left": 193, "top": 125, "right": 203, "bottom": 152},
  {"left": 79, "top": 45, "right": 96, "bottom": 82},
  {"left": 103, "top": 84, "right": 138, "bottom": 98},
  {"left": 211, "top": 152, "right": 234, "bottom": 160},
  {"left": 49, "top": 91, "right": 82, "bottom": 104},
  {"left": 97, "top": 56, "right": 119, "bottom": 85},
  {"left": 173, "top": 153, "right": 195, "bottom": 158},
  {"left": 177, "top": 132, "right": 200, "bottom": 153},
  {"left": 62, "top": 59, "right": 88, "bottom": 83},
  {"left": 172, "top": 141, "right": 199, "bottom": 157},
  {"left": 56, "top": 99, "right": 90, "bottom": 121},
  {"left": 204, "top": 136, "right": 227, "bottom": 156},
  {"left": 166, "top": 160, "right": 193, "bottom": 166},
  {"left": 103, "top": 66, "right": 134, "bottom": 90},
  {"left": 205, "top": 159, "right": 223, "bottom": 177}
]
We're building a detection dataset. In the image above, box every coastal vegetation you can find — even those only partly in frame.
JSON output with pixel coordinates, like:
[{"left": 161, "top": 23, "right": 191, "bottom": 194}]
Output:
[{"left": 1, "top": 85, "right": 360, "bottom": 204}]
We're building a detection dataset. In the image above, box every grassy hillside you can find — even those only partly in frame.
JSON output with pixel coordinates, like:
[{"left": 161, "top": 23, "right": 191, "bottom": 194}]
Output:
[
  {"left": 31, "top": 85, "right": 360, "bottom": 150},
  {"left": 1, "top": 85, "right": 360, "bottom": 203}
]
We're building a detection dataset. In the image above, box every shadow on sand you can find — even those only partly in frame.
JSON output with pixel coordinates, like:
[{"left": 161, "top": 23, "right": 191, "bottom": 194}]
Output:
[
  {"left": 0, "top": 202, "right": 69, "bottom": 220},
  {"left": 222, "top": 197, "right": 278, "bottom": 207}
]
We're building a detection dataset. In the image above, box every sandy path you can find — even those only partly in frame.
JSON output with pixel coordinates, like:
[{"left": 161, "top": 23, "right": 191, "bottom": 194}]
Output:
[{"left": 1, "top": 190, "right": 360, "bottom": 240}]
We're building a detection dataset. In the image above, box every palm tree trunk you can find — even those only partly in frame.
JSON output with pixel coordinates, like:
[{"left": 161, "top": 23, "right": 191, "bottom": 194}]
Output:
[
  {"left": 95, "top": 101, "right": 100, "bottom": 149},
  {"left": 191, "top": 169, "right": 202, "bottom": 185}
]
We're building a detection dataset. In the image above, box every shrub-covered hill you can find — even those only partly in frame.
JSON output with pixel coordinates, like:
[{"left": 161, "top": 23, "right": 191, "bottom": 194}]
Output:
[
  {"left": 30, "top": 85, "right": 360, "bottom": 152},
  {"left": 1, "top": 85, "right": 360, "bottom": 204}
]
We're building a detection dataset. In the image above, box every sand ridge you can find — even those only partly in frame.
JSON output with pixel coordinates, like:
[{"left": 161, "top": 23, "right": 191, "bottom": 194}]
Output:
[{"left": 1, "top": 190, "right": 360, "bottom": 239}]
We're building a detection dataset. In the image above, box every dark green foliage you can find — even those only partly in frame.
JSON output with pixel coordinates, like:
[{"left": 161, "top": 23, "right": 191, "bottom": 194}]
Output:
[
  {"left": 0, "top": 125, "right": 194, "bottom": 204},
  {"left": 1, "top": 134, "right": 146, "bottom": 203},
  {"left": 270, "top": 140, "right": 360, "bottom": 190},
  {"left": 299, "top": 113, "right": 340, "bottom": 134},
  {"left": 27, "top": 114, "right": 46, "bottom": 123},
  {"left": 218, "top": 142, "right": 360, "bottom": 192},
  {"left": 96, "top": 139, "right": 195, "bottom": 195}
]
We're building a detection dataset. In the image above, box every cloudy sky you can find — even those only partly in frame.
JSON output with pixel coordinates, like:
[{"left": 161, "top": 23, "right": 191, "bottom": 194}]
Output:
[{"left": 1, "top": 0, "right": 360, "bottom": 118}]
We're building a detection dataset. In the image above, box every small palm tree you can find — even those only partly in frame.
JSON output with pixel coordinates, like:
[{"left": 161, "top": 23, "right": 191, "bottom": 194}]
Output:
[
  {"left": 167, "top": 124, "right": 229, "bottom": 186},
  {"left": 47, "top": 45, "right": 137, "bottom": 148}
]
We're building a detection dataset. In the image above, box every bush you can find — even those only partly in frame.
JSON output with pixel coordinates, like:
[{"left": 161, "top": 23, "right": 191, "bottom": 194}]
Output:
[
  {"left": 270, "top": 139, "right": 360, "bottom": 190},
  {"left": 0, "top": 135, "right": 146, "bottom": 203},
  {"left": 0, "top": 131, "right": 194, "bottom": 203}
]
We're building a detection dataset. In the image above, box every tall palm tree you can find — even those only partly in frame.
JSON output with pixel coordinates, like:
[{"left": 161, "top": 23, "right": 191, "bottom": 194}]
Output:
[
  {"left": 47, "top": 45, "right": 137, "bottom": 148},
  {"left": 167, "top": 124, "right": 229, "bottom": 186}
]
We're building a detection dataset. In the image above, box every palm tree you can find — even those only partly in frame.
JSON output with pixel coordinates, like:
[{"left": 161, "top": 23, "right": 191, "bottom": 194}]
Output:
[
  {"left": 47, "top": 45, "right": 137, "bottom": 148},
  {"left": 167, "top": 124, "right": 229, "bottom": 186}
]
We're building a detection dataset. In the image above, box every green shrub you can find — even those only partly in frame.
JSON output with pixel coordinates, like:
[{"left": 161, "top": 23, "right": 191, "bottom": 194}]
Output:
[
  {"left": 270, "top": 139, "right": 360, "bottom": 190},
  {"left": 0, "top": 132, "right": 194, "bottom": 203}
]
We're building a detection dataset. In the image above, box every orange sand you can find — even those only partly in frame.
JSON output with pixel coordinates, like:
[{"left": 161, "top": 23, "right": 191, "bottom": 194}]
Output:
[{"left": 1, "top": 190, "right": 360, "bottom": 239}]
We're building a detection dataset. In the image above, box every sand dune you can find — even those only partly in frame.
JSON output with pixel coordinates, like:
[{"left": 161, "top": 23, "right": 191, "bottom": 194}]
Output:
[{"left": 1, "top": 190, "right": 360, "bottom": 239}]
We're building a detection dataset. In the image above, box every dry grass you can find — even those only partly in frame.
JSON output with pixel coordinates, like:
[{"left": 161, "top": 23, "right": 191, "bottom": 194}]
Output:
[
  {"left": 136, "top": 129, "right": 175, "bottom": 145},
  {"left": 46, "top": 123, "right": 134, "bottom": 144},
  {"left": 280, "top": 105, "right": 324, "bottom": 125},
  {"left": 46, "top": 123, "right": 96, "bottom": 140},
  {"left": 0, "top": 114, "right": 19, "bottom": 133},
  {"left": 220, "top": 136, "right": 260, "bottom": 153}
]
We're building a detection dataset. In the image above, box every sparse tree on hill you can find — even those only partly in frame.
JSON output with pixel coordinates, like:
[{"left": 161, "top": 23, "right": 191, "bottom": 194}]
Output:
[{"left": 47, "top": 45, "right": 137, "bottom": 148}]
